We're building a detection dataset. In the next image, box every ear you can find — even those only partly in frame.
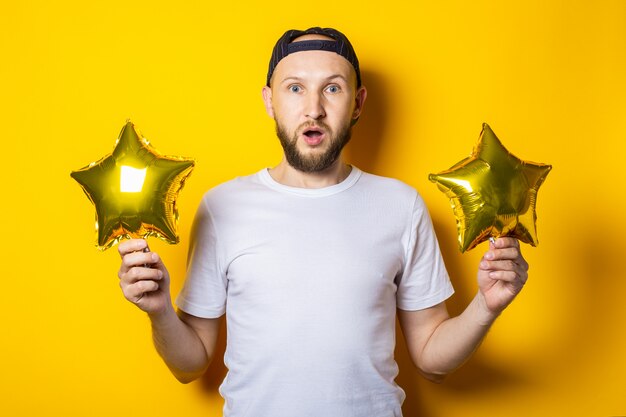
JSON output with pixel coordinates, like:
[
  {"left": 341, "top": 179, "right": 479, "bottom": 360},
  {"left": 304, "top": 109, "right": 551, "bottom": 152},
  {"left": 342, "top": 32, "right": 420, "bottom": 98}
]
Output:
[
  {"left": 351, "top": 86, "right": 368, "bottom": 121},
  {"left": 261, "top": 86, "right": 275, "bottom": 118}
]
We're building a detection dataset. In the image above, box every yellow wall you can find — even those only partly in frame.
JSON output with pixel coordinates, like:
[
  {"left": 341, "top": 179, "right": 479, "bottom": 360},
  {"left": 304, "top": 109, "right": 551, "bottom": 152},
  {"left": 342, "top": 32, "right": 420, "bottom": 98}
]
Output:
[{"left": 2, "top": 1, "right": 625, "bottom": 416}]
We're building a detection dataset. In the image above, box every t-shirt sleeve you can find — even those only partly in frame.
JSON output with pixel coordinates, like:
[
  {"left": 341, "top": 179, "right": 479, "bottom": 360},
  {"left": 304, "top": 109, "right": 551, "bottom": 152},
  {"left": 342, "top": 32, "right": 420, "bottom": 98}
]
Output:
[
  {"left": 396, "top": 193, "right": 454, "bottom": 311},
  {"left": 175, "top": 195, "right": 227, "bottom": 318}
]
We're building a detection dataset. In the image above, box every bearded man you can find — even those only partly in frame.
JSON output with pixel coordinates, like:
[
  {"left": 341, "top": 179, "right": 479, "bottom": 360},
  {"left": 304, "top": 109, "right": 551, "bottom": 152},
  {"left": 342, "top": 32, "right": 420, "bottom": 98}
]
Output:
[{"left": 118, "top": 27, "right": 529, "bottom": 417}]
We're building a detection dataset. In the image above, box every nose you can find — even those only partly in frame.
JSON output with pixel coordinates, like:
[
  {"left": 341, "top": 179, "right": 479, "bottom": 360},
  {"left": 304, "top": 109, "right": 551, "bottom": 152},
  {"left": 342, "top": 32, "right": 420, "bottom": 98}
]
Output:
[{"left": 305, "top": 92, "right": 326, "bottom": 120}]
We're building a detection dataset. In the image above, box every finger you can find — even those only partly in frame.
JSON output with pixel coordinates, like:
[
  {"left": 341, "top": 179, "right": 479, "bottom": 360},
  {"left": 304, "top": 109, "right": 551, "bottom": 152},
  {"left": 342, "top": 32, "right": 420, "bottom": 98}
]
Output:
[
  {"left": 486, "top": 247, "right": 521, "bottom": 261},
  {"left": 119, "top": 265, "right": 163, "bottom": 284},
  {"left": 123, "top": 280, "right": 160, "bottom": 304},
  {"left": 489, "top": 270, "right": 528, "bottom": 288},
  {"left": 486, "top": 269, "right": 521, "bottom": 283},
  {"left": 482, "top": 262, "right": 528, "bottom": 285},
  {"left": 484, "top": 247, "right": 528, "bottom": 270},
  {"left": 493, "top": 237, "right": 520, "bottom": 249},
  {"left": 121, "top": 250, "right": 158, "bottom": 271},
  {"left": 480, "top": 259, "right": 528, "bottom": 283},
  {"left": 146, "top": 252, "right": 170, "bottom": 279},
  {"left": 501, "top": 247, "right": 528, "bottom": 272},
  {"left": 118, "top": 239, "right": 148, "bottom": 258},
  {"left": 480, "top": 259, "right": 522, "bottom": 273}
]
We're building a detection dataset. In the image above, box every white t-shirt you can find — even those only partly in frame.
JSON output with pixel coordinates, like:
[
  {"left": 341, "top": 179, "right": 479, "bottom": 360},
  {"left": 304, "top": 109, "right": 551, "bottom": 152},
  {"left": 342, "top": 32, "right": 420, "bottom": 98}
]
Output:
[{"left": 176, "top": 167, "right": 454, "bottom": 417}]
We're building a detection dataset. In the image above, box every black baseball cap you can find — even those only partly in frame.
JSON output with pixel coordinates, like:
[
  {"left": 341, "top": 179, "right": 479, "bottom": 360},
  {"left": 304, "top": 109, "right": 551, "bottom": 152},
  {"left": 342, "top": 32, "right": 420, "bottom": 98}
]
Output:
[{"left": 266, "top": 27, "right": 361, "bottom": 88}]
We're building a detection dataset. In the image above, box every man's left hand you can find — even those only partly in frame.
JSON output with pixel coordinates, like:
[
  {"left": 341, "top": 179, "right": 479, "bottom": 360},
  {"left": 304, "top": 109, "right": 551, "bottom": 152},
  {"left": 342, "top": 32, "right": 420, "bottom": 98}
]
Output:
[{"left": 477, "top": 237, "right": 529, "bottom": 315}]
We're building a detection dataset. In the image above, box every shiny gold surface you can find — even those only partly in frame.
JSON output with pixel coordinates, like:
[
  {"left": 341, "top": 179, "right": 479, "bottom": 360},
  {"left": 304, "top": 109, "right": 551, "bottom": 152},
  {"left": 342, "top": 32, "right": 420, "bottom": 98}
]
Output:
[
  {"left": 429, "top": 123, "right": 551, "bottom": 252},
  {"left": 71, "top": 121, "right": 195, "bottom": 250}
]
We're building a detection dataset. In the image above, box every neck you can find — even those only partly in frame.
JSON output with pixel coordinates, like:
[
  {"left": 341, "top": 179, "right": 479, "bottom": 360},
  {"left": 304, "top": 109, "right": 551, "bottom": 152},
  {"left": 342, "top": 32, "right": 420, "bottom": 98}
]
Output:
[{"left": 269, "top": 157, "right": 352, "bottom": 189}]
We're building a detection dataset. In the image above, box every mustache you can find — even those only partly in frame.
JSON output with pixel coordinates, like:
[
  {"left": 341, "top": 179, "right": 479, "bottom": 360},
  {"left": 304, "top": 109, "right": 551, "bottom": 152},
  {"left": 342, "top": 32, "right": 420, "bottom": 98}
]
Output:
[{"left": 297, "top": 121, "right": 331, "bottom": 133}]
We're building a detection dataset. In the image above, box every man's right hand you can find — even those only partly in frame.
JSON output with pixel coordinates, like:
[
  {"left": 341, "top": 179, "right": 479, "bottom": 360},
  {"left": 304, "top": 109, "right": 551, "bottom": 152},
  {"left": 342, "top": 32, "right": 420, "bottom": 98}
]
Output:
[{"left": 118, "top": 239, "right": 171, "bottom": 316}]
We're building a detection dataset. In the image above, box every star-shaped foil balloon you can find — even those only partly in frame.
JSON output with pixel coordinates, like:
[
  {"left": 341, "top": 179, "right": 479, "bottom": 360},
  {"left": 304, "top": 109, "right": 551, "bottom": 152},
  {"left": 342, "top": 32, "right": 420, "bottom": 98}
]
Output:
[
  {"left": 429, "top": 123, "right": 551, "bottom": 252},
  {"left": 71, "top": 121, "right": 195, "bottom": 250}
]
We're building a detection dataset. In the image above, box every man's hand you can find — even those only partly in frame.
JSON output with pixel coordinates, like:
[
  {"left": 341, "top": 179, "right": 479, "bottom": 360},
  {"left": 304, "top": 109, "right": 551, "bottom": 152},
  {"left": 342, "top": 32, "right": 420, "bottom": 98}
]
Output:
[
  {"left": 118, "top": 239, "right": 171, "bottom": 316},
  {"left": 477, "top": 237, "right": 529, "bottom": 316}
]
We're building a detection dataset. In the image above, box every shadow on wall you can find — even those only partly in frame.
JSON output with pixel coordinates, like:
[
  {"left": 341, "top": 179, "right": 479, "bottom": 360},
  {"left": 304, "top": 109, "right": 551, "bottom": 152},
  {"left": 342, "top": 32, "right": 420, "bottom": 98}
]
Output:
[{"left": 344, "top": 69, "right": 388, "bottom": 173}]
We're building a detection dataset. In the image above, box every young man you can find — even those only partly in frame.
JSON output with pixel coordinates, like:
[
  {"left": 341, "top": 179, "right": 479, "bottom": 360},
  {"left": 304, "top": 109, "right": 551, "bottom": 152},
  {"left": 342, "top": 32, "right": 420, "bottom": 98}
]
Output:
[{"left": 118, "top": 27, "right": 529, "bottom": 417}]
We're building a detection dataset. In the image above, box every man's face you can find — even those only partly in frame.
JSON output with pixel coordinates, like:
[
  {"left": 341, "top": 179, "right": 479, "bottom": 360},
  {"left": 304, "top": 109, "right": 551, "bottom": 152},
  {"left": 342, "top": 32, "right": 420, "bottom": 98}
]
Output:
[{"left": 262, "top": 37, "right": 366, "bottom": 173}]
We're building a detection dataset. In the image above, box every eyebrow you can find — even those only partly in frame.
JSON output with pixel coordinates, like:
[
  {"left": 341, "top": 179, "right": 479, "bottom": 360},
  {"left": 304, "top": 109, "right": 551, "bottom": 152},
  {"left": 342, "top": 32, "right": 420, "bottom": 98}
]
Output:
[{"left": 279, "top": 74, "right": 350, "bottom": 85}]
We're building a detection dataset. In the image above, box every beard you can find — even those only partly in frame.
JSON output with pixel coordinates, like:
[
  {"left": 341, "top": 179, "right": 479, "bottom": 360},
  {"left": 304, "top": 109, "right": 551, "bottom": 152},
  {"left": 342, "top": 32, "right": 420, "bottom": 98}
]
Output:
[{"left": 275, "top": 120, "right": 352, "bottom": 173}]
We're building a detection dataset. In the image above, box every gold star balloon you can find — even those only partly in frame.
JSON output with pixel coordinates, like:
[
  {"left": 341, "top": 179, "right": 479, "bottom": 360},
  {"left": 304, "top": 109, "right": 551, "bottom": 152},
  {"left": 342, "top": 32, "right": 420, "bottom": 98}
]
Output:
[
  {"left": 429, "top": 123, "right": 551, "bottom": 252},
  {"left": 71, "top": 121, "right": 195, "bottom": 250}
]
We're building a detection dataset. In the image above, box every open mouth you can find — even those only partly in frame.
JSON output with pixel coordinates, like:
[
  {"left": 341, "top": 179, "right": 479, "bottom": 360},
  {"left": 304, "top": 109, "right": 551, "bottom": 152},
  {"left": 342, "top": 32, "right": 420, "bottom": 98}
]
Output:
[
  {"left": 296, "top": 122, "right": 328, "bottom": 146},
  {"left": 301, "top": 126, "right": 325, "bottom": 146},
  {"left": 303, "top": 127, "right": 323, "bottom": 139}
]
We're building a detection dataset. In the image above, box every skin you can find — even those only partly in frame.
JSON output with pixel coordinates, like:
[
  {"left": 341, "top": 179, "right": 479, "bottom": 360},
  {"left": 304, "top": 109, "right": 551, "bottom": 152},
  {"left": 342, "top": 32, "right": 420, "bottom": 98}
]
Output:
[{"left": 117, "top": 35, "right": 529, "bottom": 384}]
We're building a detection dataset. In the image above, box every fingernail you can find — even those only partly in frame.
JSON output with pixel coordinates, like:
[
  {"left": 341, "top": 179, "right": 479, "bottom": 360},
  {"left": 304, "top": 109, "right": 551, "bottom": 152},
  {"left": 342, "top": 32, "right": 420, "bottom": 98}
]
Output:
[
  {"left": 151, "top": 253, "right": 158, "bottom": 262},
  {"left": 485, "top": 252, "right": 494, "bottom": 260}
]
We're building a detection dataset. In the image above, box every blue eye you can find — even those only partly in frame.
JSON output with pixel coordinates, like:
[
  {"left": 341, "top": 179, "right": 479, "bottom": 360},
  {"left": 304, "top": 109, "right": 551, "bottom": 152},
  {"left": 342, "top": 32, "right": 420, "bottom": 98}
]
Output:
[
  {"left": 289, "top": 85, "right": 302, "bottom": 93},
  {"left": 326, "top": 85, "right": 340, "bottom": 93}
]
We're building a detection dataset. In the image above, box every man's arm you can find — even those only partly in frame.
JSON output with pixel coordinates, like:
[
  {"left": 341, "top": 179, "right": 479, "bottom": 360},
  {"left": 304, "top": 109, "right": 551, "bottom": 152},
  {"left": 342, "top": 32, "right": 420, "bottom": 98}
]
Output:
[
  {"left": 398, "top": 237, "right": 528, "bottom": 383},
  {"left": 118, "top": 239, "right": 221, "bottom": 383}
]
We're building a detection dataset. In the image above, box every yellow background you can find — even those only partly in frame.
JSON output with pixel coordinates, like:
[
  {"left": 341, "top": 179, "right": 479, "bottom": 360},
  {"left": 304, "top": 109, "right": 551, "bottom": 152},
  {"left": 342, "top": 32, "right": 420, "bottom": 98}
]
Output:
[{"left": 2, "top": 1, "right": 625, "bottom": 416}]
